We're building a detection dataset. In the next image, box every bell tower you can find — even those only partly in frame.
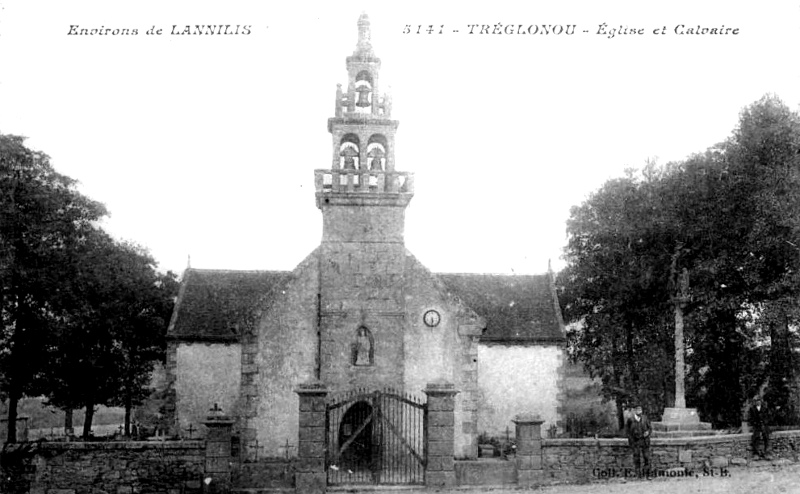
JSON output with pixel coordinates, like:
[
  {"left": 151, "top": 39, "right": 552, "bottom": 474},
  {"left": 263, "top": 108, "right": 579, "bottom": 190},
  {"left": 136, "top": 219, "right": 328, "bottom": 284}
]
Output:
[
  {"left": 315, "top": 13, "right": 413, "bottom": 238},
  {"left": 315, "top": 13, "right": 414, "bottom": 392}
]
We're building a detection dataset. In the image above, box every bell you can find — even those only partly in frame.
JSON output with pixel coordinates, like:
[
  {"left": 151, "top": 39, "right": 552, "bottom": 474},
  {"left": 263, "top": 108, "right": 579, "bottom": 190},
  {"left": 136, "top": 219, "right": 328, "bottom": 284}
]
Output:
[
  {"left": 341, "top": 145, "right": 359, "bottom": 169},
  {"left": 356, "top": 86, "right": 371, "bottom": 108}
]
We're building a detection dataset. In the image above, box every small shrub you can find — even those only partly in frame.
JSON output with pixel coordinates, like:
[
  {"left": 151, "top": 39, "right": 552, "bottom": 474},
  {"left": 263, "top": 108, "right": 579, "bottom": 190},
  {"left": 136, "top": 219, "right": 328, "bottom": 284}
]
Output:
[
  {"left": 564, "top": 407, "right": 616, "bottom": 438},
  {"left": 478, "top": 431, "right": 516, "bottom": 458}
]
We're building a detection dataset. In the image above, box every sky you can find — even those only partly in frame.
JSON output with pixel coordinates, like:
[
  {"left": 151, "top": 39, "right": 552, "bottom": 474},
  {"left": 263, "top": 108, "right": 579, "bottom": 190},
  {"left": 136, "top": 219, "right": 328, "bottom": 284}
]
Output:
[{"left": 1, "top": 1, "right": 799, "bottom": 276}]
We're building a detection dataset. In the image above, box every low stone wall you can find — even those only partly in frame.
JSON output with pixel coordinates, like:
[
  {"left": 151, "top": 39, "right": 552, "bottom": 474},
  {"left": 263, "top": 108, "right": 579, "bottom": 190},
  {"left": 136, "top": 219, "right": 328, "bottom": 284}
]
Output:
[
  {"left": 454, "top": 430, "right": 800, "bottom": 486},
  {"left": 541, "top": 430, "right": 800, "bottom": 483},
  {"left": 454, "top": 458, "right": 516, "bottom": 486},
  {"left": 1, "top": 440, "right": 205, "bottom": 494}
]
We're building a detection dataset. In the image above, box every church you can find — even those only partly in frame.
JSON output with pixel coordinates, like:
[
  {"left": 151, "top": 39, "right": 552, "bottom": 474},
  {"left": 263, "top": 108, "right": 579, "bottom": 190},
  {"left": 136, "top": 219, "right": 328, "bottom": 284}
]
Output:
[{"left": 160, "top": 14, "right": 566, "bottom": 461}]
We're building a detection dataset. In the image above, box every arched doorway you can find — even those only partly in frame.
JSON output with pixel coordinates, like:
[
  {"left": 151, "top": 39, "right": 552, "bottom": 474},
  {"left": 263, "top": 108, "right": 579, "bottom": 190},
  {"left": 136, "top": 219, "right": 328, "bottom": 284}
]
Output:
[{"left": 336, "top": 401, "right": 375, "bottom": 480}]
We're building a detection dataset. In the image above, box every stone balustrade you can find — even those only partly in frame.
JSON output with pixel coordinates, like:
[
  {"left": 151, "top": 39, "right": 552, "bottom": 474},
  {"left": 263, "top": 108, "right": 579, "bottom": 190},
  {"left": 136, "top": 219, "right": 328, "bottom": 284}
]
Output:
[{"left": 314, "top": 169, "right": 414, "bottom": 195}]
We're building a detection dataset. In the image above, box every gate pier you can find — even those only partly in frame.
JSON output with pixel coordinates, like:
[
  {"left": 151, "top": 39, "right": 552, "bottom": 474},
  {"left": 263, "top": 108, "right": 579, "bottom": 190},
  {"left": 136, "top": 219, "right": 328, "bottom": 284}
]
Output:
[
  {"left": 424, "top": 382, "right": 458, "bottom": 488},
  {"left": 296, "top": 380, "right": 329, "bottom": 494}
]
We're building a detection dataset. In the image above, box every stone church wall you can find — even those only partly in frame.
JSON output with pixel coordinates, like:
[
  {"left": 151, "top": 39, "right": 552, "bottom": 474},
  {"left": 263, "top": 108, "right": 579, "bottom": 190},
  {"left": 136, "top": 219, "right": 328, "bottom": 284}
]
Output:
[
  {"left": 175, "top": 342, "right": 241, "bottom": 437},
  {"left": 477, "top": 344, "right": 563, "bottom": 437},
  {"left": 403, "top": 256, "right": 480, "bottom": 459},
  {"left": 250, "top": 253, "right": 319, "bottom": 457},
  {"left": 321, "top": 205, "right": 406, "bottom": 244},
  {"left": 318, "top": 242, "right": 407, "bottom": 392}
]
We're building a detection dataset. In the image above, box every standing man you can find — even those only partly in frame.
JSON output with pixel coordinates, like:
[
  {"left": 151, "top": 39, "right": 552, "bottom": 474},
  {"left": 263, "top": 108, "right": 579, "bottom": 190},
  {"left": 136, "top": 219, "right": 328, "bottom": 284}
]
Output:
[
  {"left": 748, "top": 397, "right": 770, "bottom": 459},
  {"left": 626, "top": 404, "right": 652, "bottom": 478}
]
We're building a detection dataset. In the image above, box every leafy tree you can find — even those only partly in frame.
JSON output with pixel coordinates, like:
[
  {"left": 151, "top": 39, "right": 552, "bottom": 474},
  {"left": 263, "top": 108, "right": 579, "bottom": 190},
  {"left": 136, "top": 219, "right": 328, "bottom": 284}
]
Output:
[
  {"left": 680, "top": 96, "right": 800, "bottom": 426},
  {"left": 0, "top": 134, "right": 107, "bottom": 442},
  {"left": 111, "top": 256, "right": 178, "bottom": 437},
  {"left": 712, "top": 95, "right": 800, "bottom": 424},
  {"left": 45, "top": 229, "right": 178, "bottom": 438},
  {"left": 2, "top": 134, "right": 177, "bottom": 441},
  {"left": 560, "top": 95, "right": 800, "bottom": 428},
  {"left": 559, "top": 172, "right": 676, "bottom": 427}
]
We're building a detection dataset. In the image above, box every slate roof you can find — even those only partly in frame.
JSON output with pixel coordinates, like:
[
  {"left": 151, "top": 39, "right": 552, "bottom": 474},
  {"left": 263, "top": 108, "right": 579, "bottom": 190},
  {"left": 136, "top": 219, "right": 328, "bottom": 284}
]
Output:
[
  {"left": 167, "top": 268, "right": 291, "bottom": 342},
  {"left": 168, "top": 268, "right": 565, "bottom": 345},
  {"left": 436, "top": 273, "right": 565, "bottom": 344}
]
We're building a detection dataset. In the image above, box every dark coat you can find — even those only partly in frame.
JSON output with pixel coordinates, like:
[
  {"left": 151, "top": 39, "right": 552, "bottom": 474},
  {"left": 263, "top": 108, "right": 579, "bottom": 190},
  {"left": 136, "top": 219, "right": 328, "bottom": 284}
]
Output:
[
  {"left": 626, "top": 414, "right": 652, "bottom": 445},
  {"left": 749, "top": 404, "right": 769, "bottom": 430}
]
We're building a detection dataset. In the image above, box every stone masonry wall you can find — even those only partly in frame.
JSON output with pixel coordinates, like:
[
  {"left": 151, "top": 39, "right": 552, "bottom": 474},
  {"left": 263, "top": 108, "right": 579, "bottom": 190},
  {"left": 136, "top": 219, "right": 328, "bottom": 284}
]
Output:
[
  {"left": 1, "top": 441, "right": 205, "bottom": 494},
  {"left": 456, "top": 429, "right": 800, "bottom": 487},
  {"left": 163, "top": 340, "right": 178, "bottom": 436},
  {"left": 319, "top": 241, "right": 407, "bottom": 393},
  {"left": 403, "top": 255, "right": 483, "bottom": 459},
  {"left": 540, "top": 431, "right": 800, "bottom": 483},
  {"left": 251, "top": 252, "right": 318, "bottom": 459}
]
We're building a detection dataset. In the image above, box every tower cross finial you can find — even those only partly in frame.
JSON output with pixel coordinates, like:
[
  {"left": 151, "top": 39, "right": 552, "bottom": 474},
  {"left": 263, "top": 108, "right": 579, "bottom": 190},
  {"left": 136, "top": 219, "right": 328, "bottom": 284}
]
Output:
[{"left": 357, "top": 12, "right": 371, "bottom": 50}]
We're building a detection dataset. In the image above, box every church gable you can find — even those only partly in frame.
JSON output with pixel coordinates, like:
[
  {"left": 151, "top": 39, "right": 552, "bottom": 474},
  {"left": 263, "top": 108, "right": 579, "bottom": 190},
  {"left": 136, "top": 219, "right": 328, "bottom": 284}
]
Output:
[
  {"left": 402, "top": 252, "right": 484, "bottom": 331},
  {"left": 167, "top": 268, "right": 292, "bottom": 342},
  {"left": 437, "top": 273, "right": 566, "bottom": 344}
]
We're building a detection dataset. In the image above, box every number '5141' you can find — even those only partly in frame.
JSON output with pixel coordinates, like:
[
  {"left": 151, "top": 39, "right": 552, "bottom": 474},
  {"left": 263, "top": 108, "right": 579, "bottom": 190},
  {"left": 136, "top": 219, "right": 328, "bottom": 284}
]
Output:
[{"left": 403, "top": 25, "right": 444, "bottom": 34}]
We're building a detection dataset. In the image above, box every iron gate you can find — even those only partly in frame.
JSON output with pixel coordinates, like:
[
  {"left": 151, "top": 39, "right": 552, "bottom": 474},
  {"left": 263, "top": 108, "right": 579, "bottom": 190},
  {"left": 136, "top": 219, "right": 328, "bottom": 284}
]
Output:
[{"left": 325, "top": 388, "right": 427, "bottom": 485}]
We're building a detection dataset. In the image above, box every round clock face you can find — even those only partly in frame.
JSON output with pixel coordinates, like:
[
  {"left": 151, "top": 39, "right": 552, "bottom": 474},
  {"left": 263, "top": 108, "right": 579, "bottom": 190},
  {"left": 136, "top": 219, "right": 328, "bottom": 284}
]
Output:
[{"left": 423, "top": 310, "right": 441, "bottom": 327}]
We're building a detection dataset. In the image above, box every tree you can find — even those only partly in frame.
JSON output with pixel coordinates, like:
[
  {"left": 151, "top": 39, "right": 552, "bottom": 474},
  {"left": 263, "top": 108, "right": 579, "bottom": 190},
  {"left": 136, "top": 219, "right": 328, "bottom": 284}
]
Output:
[
  {"left": 559, "top": 171, "right": 676, "bottom": 427},
  {"left": 678, "top": 96, "right": 800, "bottom": 426},
  {"left": 44, "top": 229, "right": 178, "bottom": 438},
  {"left": 713, "top": 95, "right": 800, "bottom": 424},
  {"left": 111, "top": 253, "right": 178, "bottom": 437},
  {"left": 0, "top": 134, "right": 107, "bottom": 442},
  {"left": 560, "top": 95, "right": 800, "bottom": 428}
]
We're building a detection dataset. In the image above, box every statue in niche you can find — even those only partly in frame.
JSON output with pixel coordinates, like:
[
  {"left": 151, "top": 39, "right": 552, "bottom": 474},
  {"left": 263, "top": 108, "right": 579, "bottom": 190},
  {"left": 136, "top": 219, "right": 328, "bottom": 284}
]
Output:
[{"left": 353, "top": 327, "right": 373, "bottom": 366}]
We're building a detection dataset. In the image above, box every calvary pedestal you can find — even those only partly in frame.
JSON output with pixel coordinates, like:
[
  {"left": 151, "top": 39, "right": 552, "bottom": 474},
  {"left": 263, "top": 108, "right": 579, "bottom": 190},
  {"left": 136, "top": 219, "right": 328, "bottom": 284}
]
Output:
[{"left": 651, "top": 407, "right": 712, "bottom": 437}]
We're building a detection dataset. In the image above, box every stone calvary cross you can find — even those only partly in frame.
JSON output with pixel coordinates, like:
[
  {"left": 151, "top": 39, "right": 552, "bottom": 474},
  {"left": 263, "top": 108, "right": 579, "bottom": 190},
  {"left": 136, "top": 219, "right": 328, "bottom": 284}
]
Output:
[
  {"left": 652, "top": 248, "right": 711, "bottom": 436},
  {"left": 674, "top": 266, "right": 690, "bottom": 409}
]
